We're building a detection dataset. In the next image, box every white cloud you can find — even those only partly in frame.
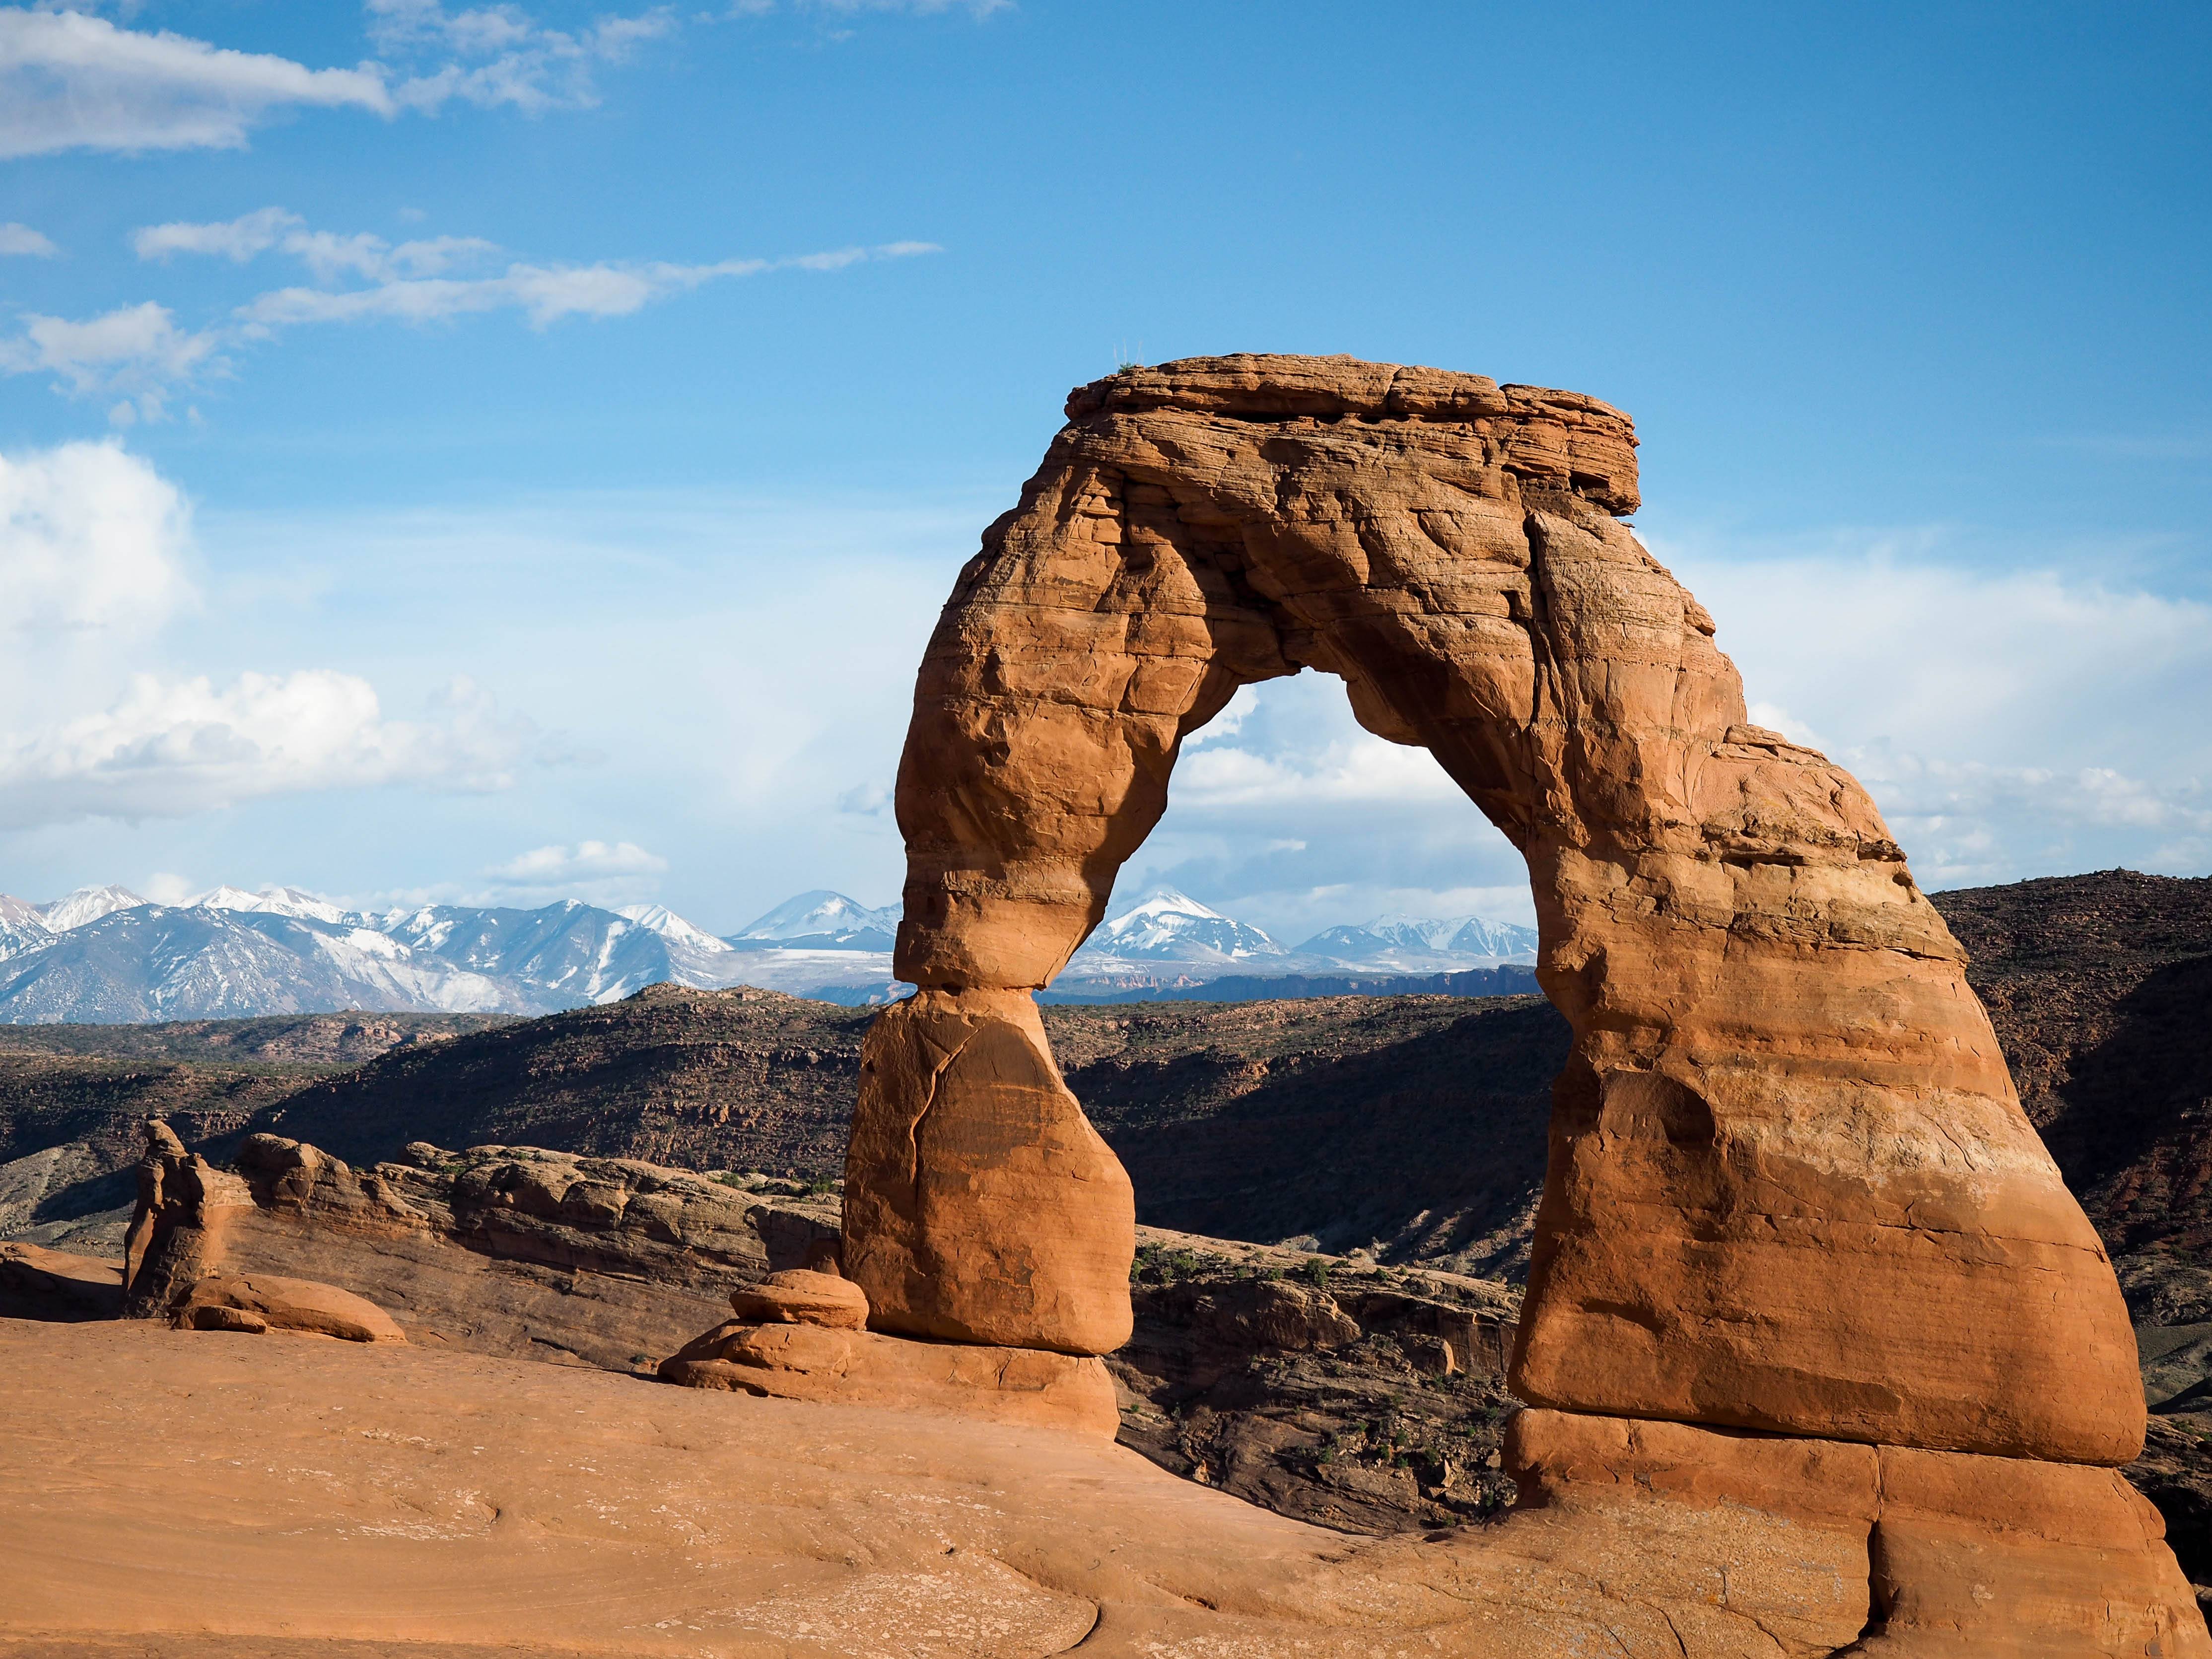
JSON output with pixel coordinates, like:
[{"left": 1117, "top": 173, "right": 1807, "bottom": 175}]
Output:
[
  {"left": 0, "top": 221, "right": 56, "bottom": 256},
  {"left": 1643, "top": 524, "right": 2212, "bottom": 885},
  {"left": 0, "top": 301, "right": 220, "bottom": 408},
  {"left": 132, "top": 206, "right": 302, "bottom": 263},
  {"left": 0, "top": 7, "right": 393, "bottom": 157},
  {"left": 0, "top": 441, "right": 194, "bottom": 633},
  {"left": 284, "top": 230, "right": 502, "bottom": 282},
  {"left": 0, "top": 669, "right": 532, "bottom": 828},
  {"left": 366, "top": 0, "right": 681, "bottom": 113},
  {"left": 237, "top": 241, "right": 939, "bottom": 331},
  {"left": 9, "top": 225, "right": 938, "bottom": 412},
  {"left": 134, "top": 208, "right": 501, "bottom": 281},
  {"left": 488, "top": 839, "right": 667, "bottom": 883},
  {"left": 748, "top": 1, "right": 1012, "bottom": 16}
]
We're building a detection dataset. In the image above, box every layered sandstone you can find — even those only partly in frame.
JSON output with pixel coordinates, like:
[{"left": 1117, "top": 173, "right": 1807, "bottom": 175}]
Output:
[
  {"left": 857, "top": 351, "right": 2140, "bottom": 1467},
  {"left": 7, "top": 1322, "right": 2197, "bottom": 1657}
]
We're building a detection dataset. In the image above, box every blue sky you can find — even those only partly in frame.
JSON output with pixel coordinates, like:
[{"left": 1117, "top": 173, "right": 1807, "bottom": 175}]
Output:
[{"left": 0, "top": 0, "right": 2207, "bottom": 937}]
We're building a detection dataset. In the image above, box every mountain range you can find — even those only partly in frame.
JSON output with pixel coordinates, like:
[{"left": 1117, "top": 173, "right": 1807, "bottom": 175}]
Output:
[{"left": 0, "top": 882, "right": 1536, "bottom": 1024}]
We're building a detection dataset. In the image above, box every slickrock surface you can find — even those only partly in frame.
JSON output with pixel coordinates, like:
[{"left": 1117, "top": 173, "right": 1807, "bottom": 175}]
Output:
[
  {"left": 862, "top": 350, "right": 2139, "bottom": 1465},
  {"left": 13, "top": 1319, "right": 2197, "bottom": 1658}
]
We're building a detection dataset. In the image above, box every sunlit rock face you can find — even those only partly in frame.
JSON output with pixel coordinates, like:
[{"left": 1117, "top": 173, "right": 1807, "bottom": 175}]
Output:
[{"left": 855, "top": 351, "right": 2139, "bottom": 1463}]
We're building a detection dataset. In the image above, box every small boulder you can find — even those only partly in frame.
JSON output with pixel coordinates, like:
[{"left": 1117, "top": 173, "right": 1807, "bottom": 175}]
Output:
[
  {"left": 175, "top": 1272, "right": 406, "bottom": 1344},
  {"left": 729, "top": 1268, "right": 869, "bottom": 1330}
]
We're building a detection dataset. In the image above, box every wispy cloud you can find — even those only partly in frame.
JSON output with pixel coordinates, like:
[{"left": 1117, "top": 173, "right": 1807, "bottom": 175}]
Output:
[
  {"left": 488, "top": 839, "right": 668, "bottom": 884},
  {"left": 4, "top": 215, "right": 940, "bottom": 417},
  {"left": 238, "top": 241, "right": 939, "bottom": 330},
  {"left": 135, "top": 207, "right": 501, "bottom": 281},
  {"left": 132, "top": 206, "right": 301, "bottom": 263},
  {"left": 0, "top": 7, "right": 393, "bottom": 158},
  {"left": 0, "top": 221, "right": 57, "bottom": 256},
  {"left": 366, "top": 0, "right": 680, "bottom": 113}
]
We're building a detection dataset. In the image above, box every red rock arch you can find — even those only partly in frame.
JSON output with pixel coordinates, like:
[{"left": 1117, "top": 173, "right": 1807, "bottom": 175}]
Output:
[{"left": 841, "top": 354, "right": 2139, "bottom": 1466}]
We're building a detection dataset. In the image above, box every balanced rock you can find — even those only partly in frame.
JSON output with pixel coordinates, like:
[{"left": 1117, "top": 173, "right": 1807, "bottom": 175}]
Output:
[
  {"left": 729, "top": 1267, "right": 868, "bottom": 1329},
  {"left": 856, "top": 351, "right": 2140, "bottom": 1469}
]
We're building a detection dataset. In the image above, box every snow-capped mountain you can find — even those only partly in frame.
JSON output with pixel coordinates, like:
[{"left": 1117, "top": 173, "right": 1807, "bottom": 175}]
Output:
[
  {"left": 380, "top": 900, "right": 708, "bottom": 1007},
  {"left": 0, "top": 905, "right": 529, "bottom": 1023},
  {"left": 1297, "top": 913, "right": 1538, "bottom": 969},
  {"left": 729, "top": 891, "right": 900, "bottom": 951},
  {"left": 1070, "top": 888, "right": 1285, "bottom": 967},
  {"left": 617, "top": 903, "right": 736, "bottom": 955},
  {"left": 194, "top": 885, "right": 357, "bottom": 925},
  {"left": 40, "top": 885, "right": 149, "bottom": 932},
  {"left": 0, "top": 876, "right": 1536, "bottom": 1020},
  {"left": 0, "top": 897, "right": 54, "bottom": 963}
]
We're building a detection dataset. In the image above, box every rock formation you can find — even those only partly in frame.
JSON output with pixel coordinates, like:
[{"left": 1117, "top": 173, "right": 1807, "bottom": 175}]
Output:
[
  {"left": 121, "top": 1119, "right": 250, "bottom": 1317},
  {"left": 842, "top": 352, "right": 2193, "bottom": 1647}
]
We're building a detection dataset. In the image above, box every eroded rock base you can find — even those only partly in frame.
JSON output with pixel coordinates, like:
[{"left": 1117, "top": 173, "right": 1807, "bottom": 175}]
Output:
[
  {"left": 660, "top": 1319, "right": 1120, "bottom": 1440},
  {"left": 1494, "top": 1409, "right": 2209, "bottom": 1658}
]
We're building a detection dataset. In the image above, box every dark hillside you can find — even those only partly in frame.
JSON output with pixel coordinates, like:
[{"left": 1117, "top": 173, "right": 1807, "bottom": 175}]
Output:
[
  {"left": 247, "top": 985, "right": 1569, "bottom": 1276},
  {"left": 1936, "top": 870, "right": 2212, "bottom": 1264},
  {"left": 0, "top": 1012, "right": 508, "bottom": 1172}
]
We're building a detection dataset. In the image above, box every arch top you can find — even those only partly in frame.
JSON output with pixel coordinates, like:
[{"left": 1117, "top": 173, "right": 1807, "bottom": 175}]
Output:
[{"left": 1064, "top": 352, "right": 1641, "bottom": 515}]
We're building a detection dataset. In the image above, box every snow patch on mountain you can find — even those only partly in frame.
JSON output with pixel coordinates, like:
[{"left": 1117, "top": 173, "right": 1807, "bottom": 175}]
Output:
[
  {"left": 40, "top": 886, "right": 149, "bottom": 932},
  {"left": 616, "top": 903, "right": 734, "bottom": 955},
  {"left": 730, "top": 891, "right": 899, "bottom": 949},
  {"left": 1074, "top": 888, "right": 1285, "bottom": 966},
  {"left": 194, "top": 885, "right": 357, "bottom": 926}
]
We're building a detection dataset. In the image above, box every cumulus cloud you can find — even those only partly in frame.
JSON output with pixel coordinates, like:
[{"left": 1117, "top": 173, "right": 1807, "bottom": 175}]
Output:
[
  {"left": 0, "top": 7, "right": 393, "bottom": 157},
  {"left": 488, "top": 839, "right": 668, "bottom": 884},
  {"left": 0, "top": 221, "right": 56, "bottom": 256},
  {"left": 0, "top": 442, "right": 558, "bottom": 833},
  {"left": 1655, "top": 528, "right": 2212, "bottom": 885},
  {"left": 0, "top": 441, "right": 195, "bottom": 633},
  {"left": 0, "top": 669, "right": 533, "bottom": 828},
  {"left": 0, "top": 301, "right": 220, "bottom": 414}
]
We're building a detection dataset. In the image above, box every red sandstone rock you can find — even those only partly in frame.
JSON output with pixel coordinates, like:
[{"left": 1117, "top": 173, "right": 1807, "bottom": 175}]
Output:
[
  {"left": 856, "top": 351, "right": 2142, "bottom": 1468},
  {"left": 175, "top": 1272, "right": 406, "bottom": 1343},
  {"left": 121, "top": 1119, "right": 250, "bottom": 1318},
  {"left": 842, "top": 988, "right": 1134, "bottom": 1355},
  {"left": 728, "top": 1267, "right": 868, "bottom": 1328},
  {"left": 659, "top": 1319, "right": 1121, "bottom": 1439},
  {"left": 1850, "top": 1444, "right": 2208, "bottom": 1655}
]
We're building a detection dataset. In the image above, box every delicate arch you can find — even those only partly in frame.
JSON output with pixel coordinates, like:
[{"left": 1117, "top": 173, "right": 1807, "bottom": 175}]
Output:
[{"left": 842, "top": 354, "right": 2139, "bottom": 1464}]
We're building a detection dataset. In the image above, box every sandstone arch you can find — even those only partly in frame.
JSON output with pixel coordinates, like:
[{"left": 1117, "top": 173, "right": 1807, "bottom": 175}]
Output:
[{"left": 840, "top": 354, "right": 2140, "bottom": 1470}]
